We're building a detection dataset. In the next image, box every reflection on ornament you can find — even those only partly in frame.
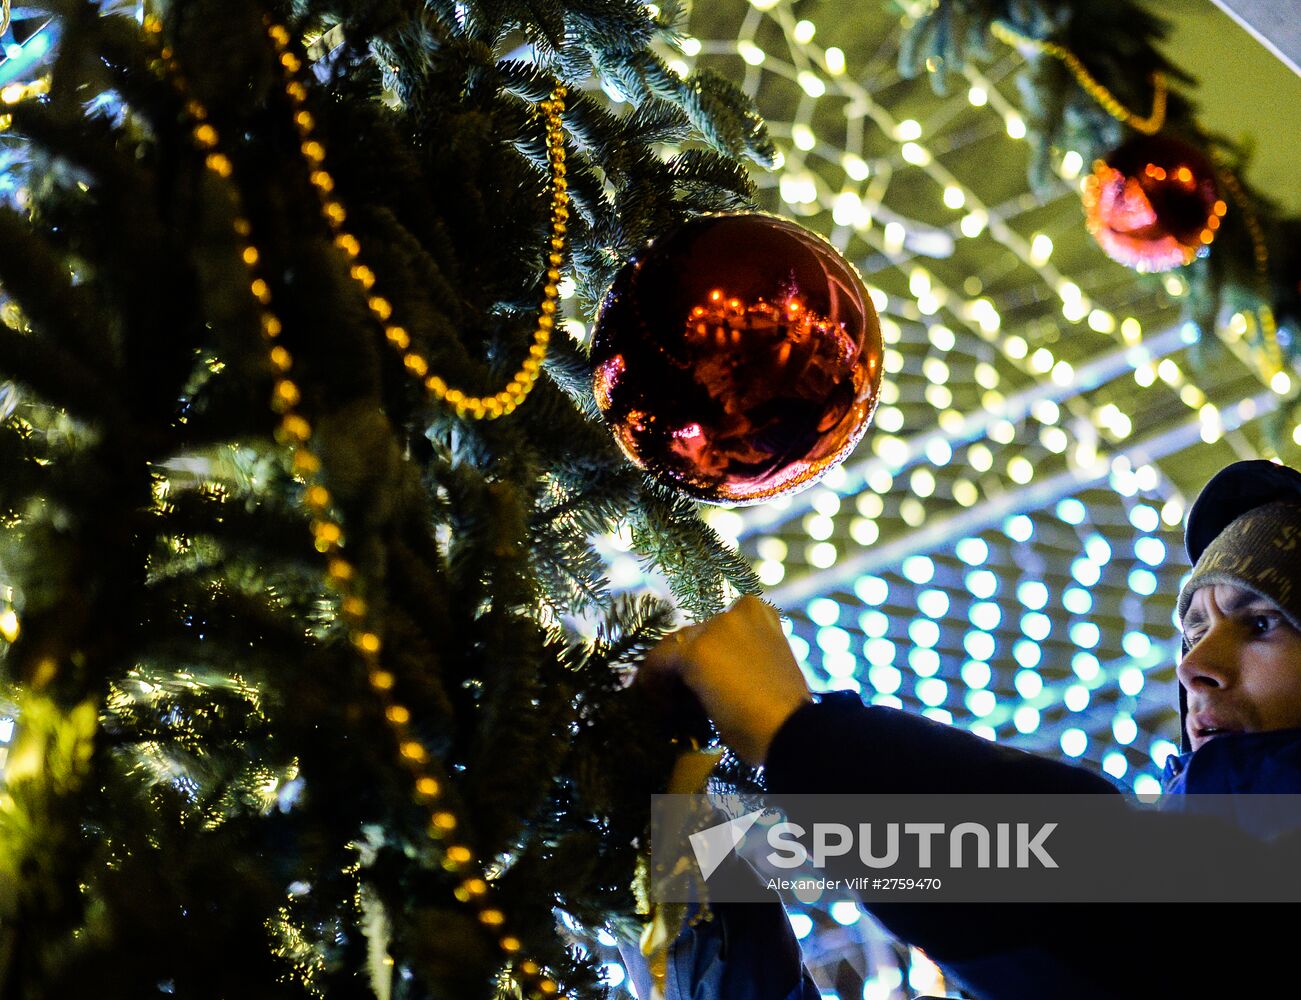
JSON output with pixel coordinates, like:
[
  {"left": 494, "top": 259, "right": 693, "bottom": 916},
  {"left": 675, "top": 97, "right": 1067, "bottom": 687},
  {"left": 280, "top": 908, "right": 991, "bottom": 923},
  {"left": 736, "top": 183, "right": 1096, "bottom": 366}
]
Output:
[
  {"left": 590, "top": 213, "right": 883, "bottom": 505},
  {"left": 1083, "top": 135, "right": 1224, "bottom": 273}
]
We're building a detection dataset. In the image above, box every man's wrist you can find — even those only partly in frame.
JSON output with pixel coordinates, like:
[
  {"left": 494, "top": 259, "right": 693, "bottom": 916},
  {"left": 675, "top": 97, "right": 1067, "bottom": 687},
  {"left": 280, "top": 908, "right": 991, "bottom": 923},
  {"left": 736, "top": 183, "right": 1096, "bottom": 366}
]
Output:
[
  {"left": 761, "top": 689, "right": 863, "bottom": 772},
  {"left": 746, "top": 693, "right": 815, "bottom": 765}
]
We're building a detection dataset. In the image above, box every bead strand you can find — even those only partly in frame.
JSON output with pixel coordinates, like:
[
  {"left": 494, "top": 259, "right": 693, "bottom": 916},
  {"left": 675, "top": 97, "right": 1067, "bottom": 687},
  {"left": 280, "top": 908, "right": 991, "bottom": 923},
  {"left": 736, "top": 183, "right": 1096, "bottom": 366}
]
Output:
[
  {"left": 263, "top": 21, "right": 568, "bottom": 421},
  {"left": 1213, "top": 166, "right": 1281, "bottom": 376},
  {"left": 143, "top": 15, "right": 568, "bottom": 998},
  {"left": 991, "top": 21, "right": 1167, "bottom": 135}
]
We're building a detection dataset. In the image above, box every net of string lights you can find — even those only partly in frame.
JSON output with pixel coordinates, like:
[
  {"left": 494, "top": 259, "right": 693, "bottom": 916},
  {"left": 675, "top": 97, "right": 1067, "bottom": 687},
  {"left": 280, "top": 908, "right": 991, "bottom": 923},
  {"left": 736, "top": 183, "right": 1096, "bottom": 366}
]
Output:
[{"left": 582, "top": 2, "right": 1300, "bottom": 995}]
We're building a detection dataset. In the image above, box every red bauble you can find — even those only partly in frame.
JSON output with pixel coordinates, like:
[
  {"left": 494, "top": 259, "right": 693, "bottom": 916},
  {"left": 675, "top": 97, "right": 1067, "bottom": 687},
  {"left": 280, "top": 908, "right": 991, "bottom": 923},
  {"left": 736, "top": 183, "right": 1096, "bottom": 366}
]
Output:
[
  {"left": 590, "top": 213, "right": 883, "bottom": 505},
  {"left": 1083, "top": 134, "right": 1226, "bottom": 272}
]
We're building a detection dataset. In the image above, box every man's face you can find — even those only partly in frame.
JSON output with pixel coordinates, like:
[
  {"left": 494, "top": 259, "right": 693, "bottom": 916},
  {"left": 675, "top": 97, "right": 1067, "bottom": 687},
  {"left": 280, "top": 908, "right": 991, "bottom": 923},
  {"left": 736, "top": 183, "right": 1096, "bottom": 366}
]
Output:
[{"left": 1178, "top": 583, "right": 1301, "bottom": 751}]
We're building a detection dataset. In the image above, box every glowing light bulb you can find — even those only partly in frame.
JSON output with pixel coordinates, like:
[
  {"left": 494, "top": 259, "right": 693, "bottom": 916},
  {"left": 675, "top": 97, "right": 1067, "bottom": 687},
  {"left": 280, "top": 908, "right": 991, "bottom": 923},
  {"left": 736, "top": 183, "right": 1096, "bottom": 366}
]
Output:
[
  {"left": 894, "top": 119, "right": 922, "bottom": 141},
  {"left": 901, "top": 142, "right": 931, "bottom": 165},
  {"left": 960, "top": 210, "right": 987, "bottom": 238},
  {"left": 842, "top": 152, "right": 869, "bottom": 180},
  {"left": 797, "top": 71, "right": 826, "bottom": 97}
]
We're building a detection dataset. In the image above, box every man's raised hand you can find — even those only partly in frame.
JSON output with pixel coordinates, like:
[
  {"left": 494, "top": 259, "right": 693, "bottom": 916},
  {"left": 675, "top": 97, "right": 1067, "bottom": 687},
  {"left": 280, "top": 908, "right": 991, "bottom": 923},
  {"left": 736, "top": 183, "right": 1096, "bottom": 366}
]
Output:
[{"left": 641, "top": 595, "right": 813, "bottom": 766}]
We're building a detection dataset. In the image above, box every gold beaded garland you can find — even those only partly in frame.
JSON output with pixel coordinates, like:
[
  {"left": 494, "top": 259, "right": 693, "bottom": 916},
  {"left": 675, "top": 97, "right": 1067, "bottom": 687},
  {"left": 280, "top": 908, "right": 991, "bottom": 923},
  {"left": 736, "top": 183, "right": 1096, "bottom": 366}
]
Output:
[
  {"left": 0, "top": 75, "right": 52, "bottom": 134},
  {"left": 140, "top": 13, "right": 571, "bottom": 998},
  {"left": 262, "top": 22, "right": 569, "bottom": 422},
  {"left": 990, "top": 21, "right": 1167, "bottom": 135},
  {"left": 1213, "top": 165, "right": 1281, "bottom": 378}
]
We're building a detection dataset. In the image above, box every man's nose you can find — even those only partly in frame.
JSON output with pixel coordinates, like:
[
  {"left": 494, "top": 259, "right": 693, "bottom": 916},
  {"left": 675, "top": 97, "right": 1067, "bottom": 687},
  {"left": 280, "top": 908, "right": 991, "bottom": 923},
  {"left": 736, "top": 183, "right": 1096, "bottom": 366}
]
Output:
[{"left": 1176, "top": 623, "right": 1237, "bottom": 690}]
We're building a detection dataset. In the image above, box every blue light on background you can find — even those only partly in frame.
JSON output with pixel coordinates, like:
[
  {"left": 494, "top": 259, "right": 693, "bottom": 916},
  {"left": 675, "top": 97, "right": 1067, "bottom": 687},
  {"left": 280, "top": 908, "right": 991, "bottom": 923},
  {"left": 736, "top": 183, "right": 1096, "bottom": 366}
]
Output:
[
  {"left": 1014, "top": 668, "right": 1043, "bottom": 698},
  {"left": 864, "top": 637, "right": 896, "bottom": 666},
  {"left": 1056, "top": 498, "right": 1086, "bottom": 524},
  {"left": 1063, "top": 586, "right": 1093, "bottom": 613},
  {"left": 868, "top": 663, "right": 902, "bottom": 694},
  {"left": 853, "top": 575, "right": 889, "bottom": 605},
  {"left": 963, "top": 630, "right": 996, "bottom": 660},
  {"left": 1085, "top": 534, "right": 1112, "bottom": 564},
  {"left": 907, "top": 618, "right": 939, "bottom": 648},
  {"left": 955, "top": 537, "right": 988, "bottom": 565},
  {"left": 1134, "top": 536, "right": 1166, "bottom": 566},
  {"left": 901, "top": 555, "right": 934, "bottom": 584},
  {"left": 965, "top": 689, "right": 995, "bottom": 716},
  {"left": 908, "top": 646, "right": 940, "bottom": 676},
  {"left": 1013, "top": 638, "right": 1042, "bottom": 668},
  {"left": 1128, "top": 567, "right": 1158, "bottom": 595},
  {"left": 1071, "top": 557, "right": 1101, "bottom": 587},
  {"left": 916, "top": 588, "right": 949, "bottom": 618},
  {"left": 968, "top": 600, "right": 1000, "bottom": 630},
  {"left": 960, "top": 660, "right": 991, "bottom": 689},
  {"left": 1004, "top": 514, "right": 1033, "bottom": 542},
  {"left": 1069, "top": 621, "right": 1101, "bottom": 648},
  {"left": 1020, "top": 612, "right": 1051, "bottom": 641},
  {"left": 1128, "top": 504, "right": 1160, "bottom": 532},
  {"left": 858, "top": 609, "right": 889, "bottom": 637},
  {"left": 965, "top": 569, "right": 998, "bottom": 598},
  {"left": 1016, "top": 580, "right": 1048, "bottom": 609},
  {"left": 808, "top": 597, "right": 840, "bottom": 626}
]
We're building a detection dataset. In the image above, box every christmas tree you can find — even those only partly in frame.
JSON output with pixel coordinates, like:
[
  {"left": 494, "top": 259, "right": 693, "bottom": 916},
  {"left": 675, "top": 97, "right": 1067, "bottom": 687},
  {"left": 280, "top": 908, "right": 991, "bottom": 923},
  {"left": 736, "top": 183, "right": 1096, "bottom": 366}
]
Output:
[{"left": 0, "top": 0, "right": 774, "bottom": 995}]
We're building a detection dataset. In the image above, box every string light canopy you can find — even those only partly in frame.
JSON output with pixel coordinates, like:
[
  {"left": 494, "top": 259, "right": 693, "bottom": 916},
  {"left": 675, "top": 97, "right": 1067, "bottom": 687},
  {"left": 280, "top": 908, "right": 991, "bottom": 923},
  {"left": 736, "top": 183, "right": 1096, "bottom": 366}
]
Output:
[
  {"left": 596, "top": 0, "right": 1298, "bottom": 786},
  {"left": 581, "top": 4, "right": 1298, "bottom": 991}
]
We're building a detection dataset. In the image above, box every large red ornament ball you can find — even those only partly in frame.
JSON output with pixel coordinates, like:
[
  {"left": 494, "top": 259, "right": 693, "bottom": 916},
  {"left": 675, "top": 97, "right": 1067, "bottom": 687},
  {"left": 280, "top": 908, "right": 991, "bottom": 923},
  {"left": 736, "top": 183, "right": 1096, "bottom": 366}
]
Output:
[
  {"left": 589, "top": 213, "right": 883, "bottom": 505},
  {"left": 1083, "top": 134, "right": 1226, "bottom": 273}
]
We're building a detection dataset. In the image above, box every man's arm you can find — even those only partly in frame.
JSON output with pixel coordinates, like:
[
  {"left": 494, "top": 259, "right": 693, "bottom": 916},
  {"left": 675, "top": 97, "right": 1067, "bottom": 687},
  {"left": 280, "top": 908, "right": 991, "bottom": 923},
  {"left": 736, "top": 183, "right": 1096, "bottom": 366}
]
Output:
[
  {"left": 643, "top": 595, "right": 1115, "bottom": 797},
  {"left": 636, "top": 597, "right": 1258, "bottom": 1000},
  {"left": 765, "top": 691, "right": 1117, "bottom": 796}
]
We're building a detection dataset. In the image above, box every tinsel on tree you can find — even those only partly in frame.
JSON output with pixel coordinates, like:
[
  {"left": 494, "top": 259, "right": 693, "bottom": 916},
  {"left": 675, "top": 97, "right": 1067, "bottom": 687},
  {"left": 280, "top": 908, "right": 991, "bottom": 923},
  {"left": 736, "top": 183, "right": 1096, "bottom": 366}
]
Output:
[{"left": 0, "top": 0, "right": 773, "bottom": 995}]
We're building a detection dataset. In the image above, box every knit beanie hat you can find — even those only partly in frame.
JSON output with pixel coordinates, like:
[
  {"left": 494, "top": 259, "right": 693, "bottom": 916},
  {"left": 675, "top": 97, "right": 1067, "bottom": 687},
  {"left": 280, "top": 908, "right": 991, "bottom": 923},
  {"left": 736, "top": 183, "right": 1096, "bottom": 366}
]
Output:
[
  {"left": 1175, "top": 461, "right": 1301, "bottom": 752},
  {"left": 1177, "top": 500, "right": 1301, "bottom": 630}
]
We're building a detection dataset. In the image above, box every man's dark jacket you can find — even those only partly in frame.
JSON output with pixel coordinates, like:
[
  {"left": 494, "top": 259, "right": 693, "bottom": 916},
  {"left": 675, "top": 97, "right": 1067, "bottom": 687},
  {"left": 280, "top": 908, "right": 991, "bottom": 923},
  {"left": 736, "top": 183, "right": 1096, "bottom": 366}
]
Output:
[{"left": 645, "top": 692, "right": 1301, "bottom": 1000}]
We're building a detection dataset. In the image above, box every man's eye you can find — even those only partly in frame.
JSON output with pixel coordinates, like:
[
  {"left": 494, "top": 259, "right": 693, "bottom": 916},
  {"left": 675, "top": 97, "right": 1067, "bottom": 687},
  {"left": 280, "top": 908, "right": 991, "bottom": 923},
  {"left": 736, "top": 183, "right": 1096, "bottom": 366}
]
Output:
[{"left": 1250, "top": 614, "right": 1279, "bottom": 634}]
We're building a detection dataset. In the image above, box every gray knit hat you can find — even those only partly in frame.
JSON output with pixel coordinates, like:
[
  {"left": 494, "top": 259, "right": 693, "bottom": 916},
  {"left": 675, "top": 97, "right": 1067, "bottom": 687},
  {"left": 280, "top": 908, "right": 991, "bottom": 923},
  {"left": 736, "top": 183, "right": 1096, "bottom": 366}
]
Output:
[
  {"left": 1176, "top": 499, "right": 1301, "bottom": 631},
  {"left": 1175, "top": 460, "right": 1301, "bottom": 752}
]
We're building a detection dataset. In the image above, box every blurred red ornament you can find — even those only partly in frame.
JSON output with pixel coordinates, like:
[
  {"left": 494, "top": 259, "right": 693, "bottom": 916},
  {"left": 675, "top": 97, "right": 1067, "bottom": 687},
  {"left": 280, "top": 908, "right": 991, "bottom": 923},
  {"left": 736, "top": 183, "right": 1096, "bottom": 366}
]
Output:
[
  {"left": 1083, "top": 134, "right": 1226, "bottom": 272},
  {"left": 590, "top": 213, "right": 883, "bottom": 505}
]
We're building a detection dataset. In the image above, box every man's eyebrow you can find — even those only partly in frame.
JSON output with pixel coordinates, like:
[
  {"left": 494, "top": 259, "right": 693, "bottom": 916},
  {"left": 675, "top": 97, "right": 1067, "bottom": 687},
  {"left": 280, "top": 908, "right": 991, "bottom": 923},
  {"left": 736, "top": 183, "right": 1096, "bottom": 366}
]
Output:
[
  {"left": 1182, "top": 589, "right": 1276, "bottom": 631},
  {"left": 1224, "top": 589, "right": 1274, "bottom": 613}
]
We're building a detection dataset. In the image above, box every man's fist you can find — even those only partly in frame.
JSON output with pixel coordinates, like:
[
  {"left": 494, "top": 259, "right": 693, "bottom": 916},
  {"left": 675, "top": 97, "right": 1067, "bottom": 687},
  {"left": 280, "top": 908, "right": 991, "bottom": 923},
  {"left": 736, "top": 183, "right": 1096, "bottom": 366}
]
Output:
[{"left": 642, "top": 595, "right": 813, "bottom": 766}]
